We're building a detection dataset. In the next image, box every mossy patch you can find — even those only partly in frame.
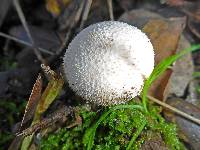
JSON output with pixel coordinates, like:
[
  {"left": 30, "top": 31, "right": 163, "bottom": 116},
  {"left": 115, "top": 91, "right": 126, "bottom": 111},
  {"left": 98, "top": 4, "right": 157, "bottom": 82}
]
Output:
[{"left": 40, "top": 101, "right": 185, "bottom": 150}]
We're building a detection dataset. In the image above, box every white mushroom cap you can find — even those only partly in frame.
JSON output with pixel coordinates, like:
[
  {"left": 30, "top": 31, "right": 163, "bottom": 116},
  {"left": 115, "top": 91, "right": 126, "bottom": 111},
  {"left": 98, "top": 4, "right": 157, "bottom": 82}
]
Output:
[{"left": 63, "top": 21, "right": 154, "bottom": 106}]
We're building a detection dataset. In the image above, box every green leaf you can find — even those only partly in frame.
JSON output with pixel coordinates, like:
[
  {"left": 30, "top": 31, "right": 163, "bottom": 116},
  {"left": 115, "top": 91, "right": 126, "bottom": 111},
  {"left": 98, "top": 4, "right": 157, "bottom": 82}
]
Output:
[
  {"left": 21, "top": 134, "right": 34, "bottom": 150},
  {"left": 34, "top": 76, "right": 64, "bottom": 121}
]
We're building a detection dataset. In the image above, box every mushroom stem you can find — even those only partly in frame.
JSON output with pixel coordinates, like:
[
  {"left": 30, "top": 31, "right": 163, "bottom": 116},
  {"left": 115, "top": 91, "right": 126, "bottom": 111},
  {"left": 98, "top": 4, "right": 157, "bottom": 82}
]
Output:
[{"left": 147, "top": 95, "right": 200, "bottom": 125}]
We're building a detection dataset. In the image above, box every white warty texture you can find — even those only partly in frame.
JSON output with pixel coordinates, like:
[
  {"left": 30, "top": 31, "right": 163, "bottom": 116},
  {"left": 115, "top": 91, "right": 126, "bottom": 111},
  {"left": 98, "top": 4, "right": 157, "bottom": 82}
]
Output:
[{"left": 63, "top": 21, "right": 154, "bottom": 106}]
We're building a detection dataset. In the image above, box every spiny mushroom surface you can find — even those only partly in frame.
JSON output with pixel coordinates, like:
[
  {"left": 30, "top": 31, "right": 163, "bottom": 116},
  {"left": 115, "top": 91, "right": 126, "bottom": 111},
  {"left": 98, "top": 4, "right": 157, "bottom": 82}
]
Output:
[{"left": 63, "top": 21, "right": 154, "bottom": 106}]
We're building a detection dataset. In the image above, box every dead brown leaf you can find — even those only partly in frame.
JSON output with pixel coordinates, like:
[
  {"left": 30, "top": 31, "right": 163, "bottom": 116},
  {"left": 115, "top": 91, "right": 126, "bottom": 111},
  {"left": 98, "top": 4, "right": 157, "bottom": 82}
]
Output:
[
  {"left": 19, "top": 65, "right": 64, "bottom": 149},
  {"left": 8, "top": 74, "right": 42, "bottom": 150},
  {"left": 143, "top": 17, "right": 186, "bottom": 101},
  {"left": 20, "top": 74, "right": 42, "bottom": 131}
]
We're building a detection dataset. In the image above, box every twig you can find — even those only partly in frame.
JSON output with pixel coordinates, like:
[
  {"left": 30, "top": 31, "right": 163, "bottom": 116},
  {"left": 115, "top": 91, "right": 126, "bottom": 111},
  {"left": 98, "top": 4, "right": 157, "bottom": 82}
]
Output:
[
  {"left": 13, "top": 0, "right": 33, "bottom": 44},
  {"left": 79, "top": 0, "right": 93, "bottom": 30},
  {"left": 16, "top": 106, "right": 73, "bottom": 137},
  {"left": 74, "top": 0, "right": 85, "bottom": 25},
  {"left": 13, "top": 0, "right": 45, "bottom": 64},
  {"left": 107, "top": 0, "right": 114, "bottom": 20},
  {"left": 0, "top": 32, "right": 54, "bottom": 55},
  {"left": 147, "top": 95, "right": 200, "bottom": 125}
]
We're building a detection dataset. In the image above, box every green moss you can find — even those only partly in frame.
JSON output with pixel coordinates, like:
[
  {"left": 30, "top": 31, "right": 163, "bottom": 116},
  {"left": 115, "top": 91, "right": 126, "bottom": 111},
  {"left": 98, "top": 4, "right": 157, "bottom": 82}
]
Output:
[
  {"left": 146, "top": 105, "right": 185, "bottom": 150},
  {"left": 40, "top": 102, "right": 184, "bottom": 150},
  {"left": 41, "top": 106, "right": 96, "bottom": 150},
  {"left": 0, "top": 99, "right": 26, "bottom": 149}
]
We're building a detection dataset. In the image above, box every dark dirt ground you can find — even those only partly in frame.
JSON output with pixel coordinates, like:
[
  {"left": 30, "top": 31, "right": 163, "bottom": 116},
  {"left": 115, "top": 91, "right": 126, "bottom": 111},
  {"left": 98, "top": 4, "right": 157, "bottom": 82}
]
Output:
[{"left": 1, "top": 0, "right": 200, "bottom": 150}]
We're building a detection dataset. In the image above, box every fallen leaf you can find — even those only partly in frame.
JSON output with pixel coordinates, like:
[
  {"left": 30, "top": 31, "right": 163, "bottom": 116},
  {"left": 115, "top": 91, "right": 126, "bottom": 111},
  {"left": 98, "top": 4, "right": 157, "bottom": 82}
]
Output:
[
  {"left": 143, "top": 17, "right": 186, "bottom": 101},
  {"left": 143, "top": 18, "right": 186, "bottom": 65},
  {"left": 118, "top": 9, "right": 163, "bottom": 28},
  {"left": 20, "top": 74, "right": 42, "bottom": 131},
  {"left": 20, "top": 65, "right": 64, "bottom": 149},
  {"left": 9, "top": 74, "right": 42, "bottom": 150}
]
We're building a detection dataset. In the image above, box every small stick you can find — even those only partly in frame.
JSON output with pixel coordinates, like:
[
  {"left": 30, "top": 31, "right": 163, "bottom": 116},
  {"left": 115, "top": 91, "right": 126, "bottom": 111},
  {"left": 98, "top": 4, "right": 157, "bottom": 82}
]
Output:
[
  {"left": 79, "top": 0, "right": 93, "bottom": 30},
  {"left": 16, "top": 106, "right": 73, "bottom": 137},
  {"left": 74, "top": 1, "right": 85, "bottom": 24},
  {"left": 107, "top": 0, "right": 114, "bottom": 20},
  {"left": 0, "top": 32, "right": 54, "bottom": 55},
  {"left": 147, "top": 95, "right": 200, "bottom": 125},
  {"left": 13, "top": 0, "right": 45, "bottom": 64}
]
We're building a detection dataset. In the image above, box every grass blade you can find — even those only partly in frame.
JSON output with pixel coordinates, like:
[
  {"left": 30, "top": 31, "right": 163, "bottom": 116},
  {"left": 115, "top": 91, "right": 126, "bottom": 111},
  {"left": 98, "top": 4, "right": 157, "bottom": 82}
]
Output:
[{"left": 142, "top": 44, "right": 200, "bottom": 112}]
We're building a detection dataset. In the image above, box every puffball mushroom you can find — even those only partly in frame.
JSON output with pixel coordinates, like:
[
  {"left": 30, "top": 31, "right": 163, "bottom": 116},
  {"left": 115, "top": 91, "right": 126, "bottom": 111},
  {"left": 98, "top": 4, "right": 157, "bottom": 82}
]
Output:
[{"left": 63, "top": 21, "right": 154, "bottom": 106}]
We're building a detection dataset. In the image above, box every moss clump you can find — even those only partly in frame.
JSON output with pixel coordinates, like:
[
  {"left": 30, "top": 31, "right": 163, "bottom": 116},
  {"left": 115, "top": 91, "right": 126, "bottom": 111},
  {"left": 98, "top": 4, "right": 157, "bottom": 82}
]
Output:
[
  {"left": 40, "top": 107, "right": 96, "bottom": 150},
  {"left": 40, "top": 101, "right": 184, "bottom": 150}
]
